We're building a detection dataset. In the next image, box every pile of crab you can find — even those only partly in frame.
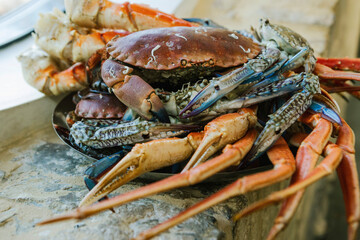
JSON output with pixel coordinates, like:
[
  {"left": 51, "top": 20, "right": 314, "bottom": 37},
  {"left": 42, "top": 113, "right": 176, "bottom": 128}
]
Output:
[{"left": 18, "top": 0, "right": 360, "bottom": 239}]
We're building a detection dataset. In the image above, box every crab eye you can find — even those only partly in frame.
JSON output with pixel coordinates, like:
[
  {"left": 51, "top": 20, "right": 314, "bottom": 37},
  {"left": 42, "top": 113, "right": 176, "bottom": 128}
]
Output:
[
  {"left": 214, "top": 85, "right": 220, "bottom": 91},
  {"left": 209, "top": 59, "right": 214, "bottom": 66},
  {"left": 181, "top": 59, "right": 187, "bottom": 66}
]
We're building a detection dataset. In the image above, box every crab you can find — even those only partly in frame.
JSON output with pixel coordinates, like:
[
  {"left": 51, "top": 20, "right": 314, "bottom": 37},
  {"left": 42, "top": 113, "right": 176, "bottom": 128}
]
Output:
[{"left": 29, "top": 8, "right": 360, "bottom": 239}]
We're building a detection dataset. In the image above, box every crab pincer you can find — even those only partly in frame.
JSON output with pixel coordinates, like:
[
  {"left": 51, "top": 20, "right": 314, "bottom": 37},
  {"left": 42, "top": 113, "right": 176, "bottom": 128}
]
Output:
[
  {"left": 101, "top": 59, "right": 169, "bottom": 122},
  {"left": 36, "top": 109, "right": 257, "bottom": 225}
]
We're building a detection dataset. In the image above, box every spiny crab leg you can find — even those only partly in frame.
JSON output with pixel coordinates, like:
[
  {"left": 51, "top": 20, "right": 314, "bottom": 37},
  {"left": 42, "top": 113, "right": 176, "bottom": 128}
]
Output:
[
  {"left": 242, "top": 73, "right": 320, "bottom": 164},
  {"left": 265, "top": 113, "right": 333, "bottom": 240},
  {"left": 234, "top": 117, "right": 359, "bottom": 240},
  {"left": 135, "top": 136, "right": 296, "bottom": 239},
  {"left": 36, "top": 109, "right": 257, "bottom": 225},
  {"left": 233, "top": 140, "right": 342, "bottom": 219},
  {"left": 70, "top": 118, "right": 200, "bottom": 149},
  {"left": 314, "top": 62, "right": 360, "bottom": 100}
]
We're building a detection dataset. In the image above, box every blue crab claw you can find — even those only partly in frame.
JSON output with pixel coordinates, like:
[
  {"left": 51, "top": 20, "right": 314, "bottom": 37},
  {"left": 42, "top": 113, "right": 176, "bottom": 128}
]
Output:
[
  {"left": 180, "top": 67, "right": 258, "bottom": 118},
  {"left": 84, "top": 148, "right": 132, "bottom": 192},
  {"left": 179, "top": 82, "right": 224, "bottom": 118},
  {"left": 309, "top": 100, "right": 342, "bottom": 126}
]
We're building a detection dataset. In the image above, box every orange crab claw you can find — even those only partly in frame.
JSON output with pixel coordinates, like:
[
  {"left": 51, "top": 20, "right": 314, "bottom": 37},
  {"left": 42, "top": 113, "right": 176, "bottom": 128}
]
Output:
[
  {"left": 182, "top": 108, "right": 257, "bottom": 172},
  {"left": 78, "top": 132, "right": 204, "bottom": 207}
]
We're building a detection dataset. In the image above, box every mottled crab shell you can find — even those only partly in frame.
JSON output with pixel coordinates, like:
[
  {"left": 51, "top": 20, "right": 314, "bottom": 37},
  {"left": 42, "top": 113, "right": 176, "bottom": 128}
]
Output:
[{"left": 106, "top": 27, "right": 261, "bottom": 70}]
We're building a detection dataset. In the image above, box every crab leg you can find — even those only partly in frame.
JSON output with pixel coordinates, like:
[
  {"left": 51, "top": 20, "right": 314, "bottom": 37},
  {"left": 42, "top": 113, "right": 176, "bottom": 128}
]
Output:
[
  {"left": 70, "top": 118, "right": 200, "bottom": 149},
  {"left": 314, "top": 62, "right": 360, "bottom": 100},
  {"left": 18, "top": 48, "right": 87, "bottom": 95},
  {"left": 264, "top": 113, "right": 333, "bottom": 239},
  {"left": 233, "top": 140, "right": 342, "bottom": 219},
  {"left": 233, "top": 118, "right": 359, "bottom": 239},
  {"left": 134, "top": 136, "right": 295, "bottom": 239},
  {"left": 314, "top": 63, "right": 360, "bottom": 82},
  {"left": 317, "top": 57, "right": 360, "bottom": 72},
  {"left": 334, "top": 120, "right": 360, "bottom": 239},
  {"left": 65, "top": 0, "right": 198, "bottom": 31}
]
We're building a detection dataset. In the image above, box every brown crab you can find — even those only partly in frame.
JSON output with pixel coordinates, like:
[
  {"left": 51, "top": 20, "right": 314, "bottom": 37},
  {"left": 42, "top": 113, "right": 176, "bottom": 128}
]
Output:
[{"left": 96, "top": 26, "right": 261, "bottom": 122}]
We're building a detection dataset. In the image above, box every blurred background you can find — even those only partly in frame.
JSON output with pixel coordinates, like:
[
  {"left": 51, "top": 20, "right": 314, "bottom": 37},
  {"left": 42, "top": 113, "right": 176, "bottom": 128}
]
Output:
[{"left": 0, "top": 0, "right": 359, "bottom": 239}]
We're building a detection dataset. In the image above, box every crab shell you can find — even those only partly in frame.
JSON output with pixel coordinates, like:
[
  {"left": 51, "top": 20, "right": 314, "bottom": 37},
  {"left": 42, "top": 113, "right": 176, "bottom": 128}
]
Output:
[
  {"left": 75, "top": 92, "right": 127, "bottom": 119},
  {"left": 101, "top": 27, "right": 261, "bottom": 121},
  {"left": 106, "top": 26, "right": 261, "bottom": 70}
]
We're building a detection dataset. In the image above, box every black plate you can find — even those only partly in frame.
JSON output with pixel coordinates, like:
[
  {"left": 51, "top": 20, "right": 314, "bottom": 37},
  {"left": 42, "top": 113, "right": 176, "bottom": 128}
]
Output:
[{"left": 52, "top": 93, "right": 272, "bottom": 182}]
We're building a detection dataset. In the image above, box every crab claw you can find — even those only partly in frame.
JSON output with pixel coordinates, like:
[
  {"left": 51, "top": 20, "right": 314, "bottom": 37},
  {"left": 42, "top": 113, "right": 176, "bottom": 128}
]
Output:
[
  {"left": 182, "top": 108, "right": 257, "bottom": 172},
  {"left": 79, "top": 132, "right": 204, "bottom": 207},
  {"left": 102, "top": 59, "right": 170, "bottom": 122},
  {"left": 84, "top": 148, "right": 132, "bottom": 192},
  {"left": 179, "top": 66, "right": 256, "bottom": 118},
  {"left": 180, "top": 47, "right": 283, "bottom": 119}
]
